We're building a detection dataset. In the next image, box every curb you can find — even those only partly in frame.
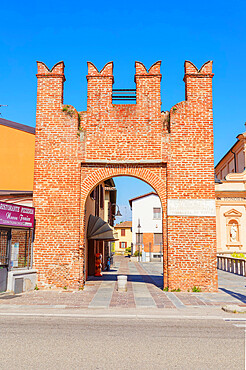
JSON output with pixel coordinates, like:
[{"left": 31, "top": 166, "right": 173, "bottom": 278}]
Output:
[{"left": 222, "top": 305, "right": 246, "bottom": 314}]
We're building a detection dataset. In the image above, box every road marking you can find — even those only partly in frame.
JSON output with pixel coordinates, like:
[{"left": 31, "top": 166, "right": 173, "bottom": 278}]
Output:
[
  {"left": 0, "top": 312, "right": 234, "bottom": 320},
  {"left": 165, "top": 292, "right": 186, "bottom": 309}
]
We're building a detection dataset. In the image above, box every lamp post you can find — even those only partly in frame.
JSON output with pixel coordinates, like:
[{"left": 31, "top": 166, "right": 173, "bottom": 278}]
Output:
[
  {"left": 111, "top": 204, "right": 122, "bottom": 218},
  {"left": 137, "top": 218, "right": 141, "bottom": 262}
]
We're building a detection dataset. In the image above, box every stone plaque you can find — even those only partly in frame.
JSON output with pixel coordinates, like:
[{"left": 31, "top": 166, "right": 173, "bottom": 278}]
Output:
[{"left": 167, "top": 199, "right": 216, "bottom": 217}]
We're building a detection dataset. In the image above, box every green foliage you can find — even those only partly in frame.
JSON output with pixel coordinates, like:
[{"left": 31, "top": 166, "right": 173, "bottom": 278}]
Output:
[
  {"left": 171, "top": 288, "right": 181, "bottom": 292},
  {"left": 231, "top": 252, "right": 245, "bottom": 259},
  {"left": 63, "top": 286, "right": 67, "bottom": 290},
  {"left": 34, "top": 285, "right": 39, "bottom": 291},
  {"left": 163, "top": 287, "right": 169, "bottom": 291},
  {"left": 172, "top": 107, "right": 177, "bottom": 113},
  {"left": 192, "top": 286, "right": 201, "bottom": 292},
  {"left": 133, "top": 251, "right": 142, "bottom": 257},
  {"left": 62, "top": 105, "right": 74, "bottom": 117}
]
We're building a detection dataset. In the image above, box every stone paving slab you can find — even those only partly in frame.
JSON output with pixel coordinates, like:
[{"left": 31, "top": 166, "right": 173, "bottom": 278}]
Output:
[{"left": 0, "top": 256, "right": 245, "bottom": 309}]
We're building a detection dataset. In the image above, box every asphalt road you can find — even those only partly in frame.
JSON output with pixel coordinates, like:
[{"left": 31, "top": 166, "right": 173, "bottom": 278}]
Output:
[{"left": 0, "top": 315, "right": 244, "bottom": 369}]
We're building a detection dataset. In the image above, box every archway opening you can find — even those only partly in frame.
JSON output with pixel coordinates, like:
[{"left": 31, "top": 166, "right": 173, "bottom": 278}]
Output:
[{"left": 83, "top": 175, "right": 164, "bottom": 292}]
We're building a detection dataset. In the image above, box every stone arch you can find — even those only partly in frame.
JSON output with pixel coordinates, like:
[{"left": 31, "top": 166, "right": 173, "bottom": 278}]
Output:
[
  {"left": 79, "top": 165, "right": 168, "bottom": 283},
  {"left": 80, "top": 166, "right": 167, "bottom": 212}
]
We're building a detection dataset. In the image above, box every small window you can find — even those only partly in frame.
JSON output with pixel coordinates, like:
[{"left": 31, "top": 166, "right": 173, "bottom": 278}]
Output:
[
  {"left": 121, "top": 229, "right": 125, "bottom": 237},
  {"left": 154, "top": 233, "right": 162, "bottom": 245},
  {"left": 153, "top": 207, "right": 161, "bottom": 219},
  {"left": 120, "top": 242, "right": 127, "bottom": 249}
]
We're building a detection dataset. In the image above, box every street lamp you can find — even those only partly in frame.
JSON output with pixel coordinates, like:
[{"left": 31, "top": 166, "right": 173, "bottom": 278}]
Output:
[
  {"left": 115, "top": 205, "right": 122, "bottom": 217},
  {"left": 111, "top": 204, "right": 122, "bottom": 217},
  {"left": 137, "top": 218, "right": 141, "bottom": 262}
]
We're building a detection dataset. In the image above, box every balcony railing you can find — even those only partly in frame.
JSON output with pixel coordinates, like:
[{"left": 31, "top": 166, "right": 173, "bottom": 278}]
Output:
[{"left": 217, "top": 255, "right": 246, "bottom": 276}]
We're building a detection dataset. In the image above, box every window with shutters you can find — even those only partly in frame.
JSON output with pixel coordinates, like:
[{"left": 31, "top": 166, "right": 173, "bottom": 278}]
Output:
[{"left": 121, "top": 229, "right": 125, "bottom": 237}]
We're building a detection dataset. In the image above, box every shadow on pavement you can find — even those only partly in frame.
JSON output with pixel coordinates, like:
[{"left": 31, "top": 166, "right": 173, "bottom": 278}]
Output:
[
  {"left": 219, "top": 288, "right": 246, "bottom": 304},
  {"left": 86, "top": 272, "right": 163, "bottom": 289}
]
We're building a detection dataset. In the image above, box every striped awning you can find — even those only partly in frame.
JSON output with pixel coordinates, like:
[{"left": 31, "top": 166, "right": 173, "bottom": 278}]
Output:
[{"left": 87, "top": 215, "right": 118, "bottom": 241}]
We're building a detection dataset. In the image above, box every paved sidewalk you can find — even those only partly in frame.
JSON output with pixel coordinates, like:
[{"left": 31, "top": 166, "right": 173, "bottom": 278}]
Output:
[{"left": 0, "top": 256, "right": 245, "bottom": 310}]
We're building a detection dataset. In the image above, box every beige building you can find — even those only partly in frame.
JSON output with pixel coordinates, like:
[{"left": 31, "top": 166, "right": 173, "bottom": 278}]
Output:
[
  {"left": 215, "top": 123, "right": 246, "bottom": 255},
  {"left": 114, "top": 221, "right": 132, "bottom": 254}
]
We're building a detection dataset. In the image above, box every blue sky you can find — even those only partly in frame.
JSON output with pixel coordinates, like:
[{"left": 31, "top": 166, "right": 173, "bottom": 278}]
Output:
[{"left": 1, "top": 0, "right": 245, "bottom": 220}]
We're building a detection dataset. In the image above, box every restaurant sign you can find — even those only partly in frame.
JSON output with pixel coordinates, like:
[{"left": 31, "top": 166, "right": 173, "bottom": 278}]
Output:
[{"left": 0, "top": 202, "right": 35, "bottom": 228}]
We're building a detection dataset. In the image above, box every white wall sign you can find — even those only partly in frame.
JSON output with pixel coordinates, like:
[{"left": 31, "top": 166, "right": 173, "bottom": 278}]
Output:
[{"left": 167, "top": 199, "right": 216, "bottom": 217}]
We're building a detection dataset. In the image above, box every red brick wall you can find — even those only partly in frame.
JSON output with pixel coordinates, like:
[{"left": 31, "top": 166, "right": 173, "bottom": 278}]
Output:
[
  {"left": 34, "top": 62, "right": 82, "bottom": 288},
  {"left": 166, "top": 61, "right": 217, "bottom": 291},
  {"left": 33, "top": 60, "right": 217, "bottom": 291}
]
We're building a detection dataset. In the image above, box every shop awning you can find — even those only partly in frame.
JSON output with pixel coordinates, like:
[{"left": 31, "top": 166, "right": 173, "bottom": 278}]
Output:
[{"left": 87, "top": 215, "right": 118, "bottom": 241}]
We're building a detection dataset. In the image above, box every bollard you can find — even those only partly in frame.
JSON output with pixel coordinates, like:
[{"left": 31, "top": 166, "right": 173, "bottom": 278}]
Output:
[{"left": 117, "top": 275, "right": 127, "bottom": 292}]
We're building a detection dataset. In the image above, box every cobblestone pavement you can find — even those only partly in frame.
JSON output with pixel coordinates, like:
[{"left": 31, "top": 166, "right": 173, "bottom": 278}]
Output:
[{"left": 0, "top": 256, "right": 245, "bottom": 309}]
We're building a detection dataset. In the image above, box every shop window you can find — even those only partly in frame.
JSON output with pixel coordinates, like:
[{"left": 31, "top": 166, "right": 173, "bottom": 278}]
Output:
[
  {"left": 0, "top": 229, "right": 9, "bottom": 266},
  {"left": 11, "top": 229, "right": 32, "bottom": 269},
  {"left": 153, "top": 207, "right": 161, "bottom": 219},
  {"left": 121, "top": 229, "right": 125, "bottom": 237}
]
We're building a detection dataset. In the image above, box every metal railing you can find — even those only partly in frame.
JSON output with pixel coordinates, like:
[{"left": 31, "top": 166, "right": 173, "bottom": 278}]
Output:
[
  {"left": 112, "top": 89, "right": 136, "bottom": 102},
  {"left": 217, "top": 255, "right": 246, "bottom": 277}
]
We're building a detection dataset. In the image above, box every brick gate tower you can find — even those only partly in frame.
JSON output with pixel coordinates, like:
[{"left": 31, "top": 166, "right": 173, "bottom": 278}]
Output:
[{"left": 33, "top": 60, "right": 218, "bottom": 291}]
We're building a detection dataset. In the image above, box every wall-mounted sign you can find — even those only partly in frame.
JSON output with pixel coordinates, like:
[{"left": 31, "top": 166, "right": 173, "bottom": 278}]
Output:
[{"left": 0, "top": 202, "right": 35, "bottom": 228}]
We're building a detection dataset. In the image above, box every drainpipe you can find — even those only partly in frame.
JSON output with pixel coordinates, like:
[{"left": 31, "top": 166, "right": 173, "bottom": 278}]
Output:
[{"left": 230, "top": 149, "right": 237, "bottom": 173}]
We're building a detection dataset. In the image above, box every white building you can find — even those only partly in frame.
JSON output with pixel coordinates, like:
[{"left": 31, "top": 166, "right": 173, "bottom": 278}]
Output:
[{"left": 129, "top": 192, "right": 162, "bottom": 261}]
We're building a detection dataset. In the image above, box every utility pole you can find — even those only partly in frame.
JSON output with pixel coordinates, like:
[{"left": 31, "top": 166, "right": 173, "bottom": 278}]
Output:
[{"left": 137, "top": 219, "right": 141, "bottom": 262}]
